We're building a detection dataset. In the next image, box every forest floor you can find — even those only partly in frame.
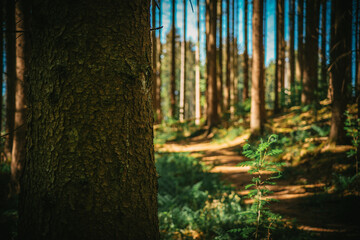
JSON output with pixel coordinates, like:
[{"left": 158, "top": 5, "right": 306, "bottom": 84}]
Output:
[{"left": 156, "top": 102, "right": 360, "bottom": 239}]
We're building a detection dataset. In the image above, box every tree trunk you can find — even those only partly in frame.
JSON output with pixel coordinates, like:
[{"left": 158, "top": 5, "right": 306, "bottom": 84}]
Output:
[
  {"left": 289, "top": 0, "right": 295, "bottom": 105},
  {"left": 297, "top": 0, "right": 304, "bottom": 104},
  {"left": 302, "top": 0, "right": 320, "bottom": 105},
  {"left": 225, "top": 0, "right": 230, "bottom": 116},
  {"left": 0, "top": 0, "right": 3, "bottom": 136},
  {"left": 18, "top": 1, "right": 159, "bottom": 239},
  {"left": 179, "top": 0, "right": 187, "bottom": 122},
  {"left": 230, "top": 0, "right": 235, "bottom": 118},
  {"left": 195, "top": 0, "right": 201, "bottom": 125},
  {"left": 329, "top": 0, "right": 352, "bottom": 145},
  {"left": 5, "top": 0, "right": 16, "bottom": 161},
  {"left": 274, "top": 0, "right": 284, "bottom": 113},
  {"left": 152, "top": 0, "right": 157, "bottom": 114},
  {"left": 156, "top": 0, "right": 162, "bottom": 122},
  {"left": 320, "top": 0, "right": 327, "bottom": 99},
  {"left": 170, "top": 0, "right": 176, "bottom": 118},
  {"left": 251, "top": 0, "right": 264, "bottom": 134},
  {"left": 243, "top": 0, "right": 249, "bottom": 101},
  {"left": 11, "top": 0, "right": 28, "bottom": 195},
  {"left": 217, "top": 0, "right": 223, "bottom": 115},
  {"left": 206, "top": 0, "right": 220, "bottom": 131}
]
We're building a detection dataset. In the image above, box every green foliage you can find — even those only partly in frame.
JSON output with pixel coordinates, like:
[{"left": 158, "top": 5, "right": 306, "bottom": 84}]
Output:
[
  {"left": 233, "top": 135, "right": 285, "bottom": 239},
  {"left": 212, "top": 126, "right": 244, "bottom": 144},
  {"left": 344, "top": 111, "right": 360, "bottom": 161}
]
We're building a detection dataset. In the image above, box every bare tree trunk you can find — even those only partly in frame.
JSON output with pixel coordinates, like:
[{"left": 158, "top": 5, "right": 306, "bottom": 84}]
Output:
[
  {"left": 5, "top": 0, "right": 16, "bottom": 161},
  {"left": 152, "top": 0, "right": 157, "bottom": 113},
  {"left": 297, "top": 0, "right": 304, "bottom": 104},
  {"left": 0, "top": 0, "right": 3, "bottom": 136},
  {"left": 195, "top": 0, "right": 201, "bottom": 125},
  {"left": 289, "top": 0, "right": 295, "bottom": 105},
  {"left": 225, "top": 0, "right": 230, "bottom": 117},
  {"left": 179, "top": 0, "right": 187, "bottom": 122},
  {"left": 170, "top": 0, "right": 176, "bottom": 118},
  {"left": 251, "top": 0, "right": 264, "bottom": 135},
  {"left": 230, "top": 0, "right": 235, "bottom": 118},
  {"left": 302, "top": 0, "right": 320, "bottom": 105},
  {"left": 320, "top": 0, "right": 327, "bottom": 99},
  {"left": 206, "top": 0, "right": 220, "bottom": 131},
  {"left": 274, "top": 0, "right": 284, "bottom": 113},
  {"left": 156, "top": 0, "right": 162, "bottom": 122},
  {"left": 217, "top": 0, "right": 223, "bottom": 115},
  {"left": 243, "top": 0, "right": 249, "bottom": 101}
]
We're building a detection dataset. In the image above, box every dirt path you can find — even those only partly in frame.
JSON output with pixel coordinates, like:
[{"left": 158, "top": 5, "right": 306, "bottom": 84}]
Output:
[{"left": 158, "top": 135, "right": 360, "bottom": 239}]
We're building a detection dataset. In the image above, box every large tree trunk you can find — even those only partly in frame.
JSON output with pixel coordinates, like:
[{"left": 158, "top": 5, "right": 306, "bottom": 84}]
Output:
[
  {"left": 217, "top": 0, "right": 223, "bottom": 115},
  {"left": 302, "top": 0, "right": 320, "bottom": 105},
  {"left": 329, "top": 0, "right": 352, "bottom": 145},
  {"left": 206, "top": 0, "right": 220, "bottom": 131},
  {"left": 320, "top": 0, "right": 327, "bottom": 99},
  {"left": 18, "top": 1, "right": 159, "bottom": 239},
  {"left": 243, "top": 0, "right": 249, "bottom": 101},
  {"left": 297, "top": 0, "right": 304, "bottom": 104},
  {"left": 251, "top": 0, "right": 264, "bottom": 134},
  {"left": 179, "top": 0, "right": 187, "bottom": 122},
  {"left": 5, "top": 0, "right": 16, "bottom": 161},
  {"left": 11, "top": 0, "right": 28, "bottom": 195},
  {"left": 224, "top": 0, "right": 230, "bottom": 117},
  {"left": 274, "top": 0, "right": 284, "bottom": 113},
  {"left": 195, "top": 0, "right": 201, "bottom": 125},
  {"left": 170, "top": 0, "right": 176, "bottom": 118},
  {"left": 289, "top": 0, "right": 295, "bottom": 105}
]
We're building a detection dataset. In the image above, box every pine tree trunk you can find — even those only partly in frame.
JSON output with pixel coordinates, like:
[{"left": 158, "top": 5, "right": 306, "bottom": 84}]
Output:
[
  {"left": 0, "top": 0, "right": 3, "bottom": 135},
  {"left": 329, "top": 0, "right": 352, "bottom": 145},
  {"left": 217, "top": 0, "right": 223, "bottom": 115},
  {"left": 230, "top": 0, "right": 235, "bottom": 118},
  {"left": 302, "top": 0, "right": 320, "bottom": 105},
  {"left": 251, "top": 0, "right": 264, "bottom": 134},
  {"left": 225, "top": 0, "right": 230, "bottom": 116},
  {"left": 289, "top": 0, "right": 295, "bottom": 105},
  {"left": 206, "top": 0, "right": 220, "bottom": 131},
  {"left": 18, "top": 1, "right": 159, "bottom": 239},
  {"left": 195, "top": 0, "right": 201, "bottom": 125},
  {"left": 152, "top": 0, "right": 157, "bottom": 114},
  {"left": 179, "top": 0, "right": 187, "bottom": 122},
  {"left": 320, "top": 0, "right": 327, "bottom": 99},
  {"left": 274, "top": 0, "right": 284, "bottom": 113},
  {"left": 243, "top": 0, "right": 249, "bottom": 101},
  {"left": 156, "top": 1, "right": 162, "bottom": 122},
  {"left": 11, "top": 0, "right": 28, "bottom": 195},
  {"left": 170, "top": 0, "right": 176, "bottom": 118},
  {"left": 5, "top": 0, "right": 16, "bottom": 161},
  {"left": 297, "top": 0, "right": 304, "bottom": 104}
]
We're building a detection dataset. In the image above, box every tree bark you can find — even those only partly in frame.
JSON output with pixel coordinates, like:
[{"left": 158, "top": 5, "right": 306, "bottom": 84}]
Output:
[
  {"left": 289, "top": 0, "right": 295, "bottom": 105},
  {"left": 156, "top": 0, "right": 162, "bottom": 122},
  {"left": 170, "top": 0, "right": 176, "bottom": 118},
  {"left": 0, "top": 0, "right": 3, "bottom": 136},
  {"left": 5, "top": 0, "right": 16, "bottom": 161},
  {"left": 243, "top": 0, "right": 249, "bottom": 101},
  {"left": 274, "top": 0, "right": 284, "bottom": 113},
  {"left": 251, "top": 0, "right": 264, "bottom": 134},
  {"left": 152, "top": 0, "right": 157, "bottom": 114},
  {"left": 206, "top": 0, "right": 220, "bottom": 131},
  {"left": 225, "top": 0, "right": 230, "bottom": 116},
  {"left": 329, "top": 0, "right": 352, "bottom": 145},
  {"left": 195, "top": 0, "right": 201, "bottom": 125},
  {"left": 179, "top": 0, "right": 187, "bottom": 122},
  {"left": 217, "top": 0, "right": 223, "bottom": 115},
  {"left": 19, "top": 1, "right": 159, "bottom": 239},
  {"left": 297, "top": 0, "right": 304, "bottom": 104},
  {"left": 320, "top": 0, "right": 327, "bottom": 99},
  {"left": 302, "top": 0, "right": 320, "bottom": 105}
]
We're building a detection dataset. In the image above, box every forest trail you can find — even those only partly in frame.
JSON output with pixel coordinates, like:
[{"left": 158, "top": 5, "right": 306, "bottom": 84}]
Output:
[{"left": 158, "top": 133, "right": 360, "bottom": 239}]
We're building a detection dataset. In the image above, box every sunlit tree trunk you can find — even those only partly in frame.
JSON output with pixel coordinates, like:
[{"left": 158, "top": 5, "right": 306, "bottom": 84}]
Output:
[
  {"left": 320, "top": 0, "right": 327, "bottom": 99},
  {"left": 206, "top": 0, "right": 220, "bottom": 131},
  {"left": 289, "top": 0, "right": 295, "bottom": 105},
  {"left": 329, "top": 0, "right": 352, "bottom": 145},
  {"left": 11, "top": 0, "right": 28, "bottom": 195},
  {"left": 19, "top": 1, "right": 159, "bottom": 239},
  {"left": 230, "top": 0, "right": 235, "bottom": 118},
  {"left": 243, "top": 0, "right": 249, "bottom": 101},
  {"left": 297, "top": 0, "right": 304, "bottom": 104},
  {"left": 195, "top": 0, "right": 201, "bottom": 125},
  {"left": 170, "top": 0, "right": 176, "bottom": 118},
  {"left": 302, "top": 0, "right": 320, "bottom": 105},
  {"left": 156, "top": 0, "right": 162, "bottom": 122},
  {"left": 5, "top": 0, "right": 16, "bottom": 161},
  {"left": 251, "top": 0, "right": 264, "bottom": 134},
  {"left": 152, "top": 0, "right": 157, "bottom": 112},
  {"left": 179, "top": 0, "right": 187, "bottom": 122},
  {"left": 274, "top": 0, "right": 284, "bottom": 113},
  {"left": 217, "top": 0, "right": 223, "bottom": 115},
  {"left": 225, "top": 0, "right": 230, "bottom": 116}
]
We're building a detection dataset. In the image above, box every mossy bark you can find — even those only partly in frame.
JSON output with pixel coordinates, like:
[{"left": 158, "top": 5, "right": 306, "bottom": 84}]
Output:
[{"left": 19, "top": 1, "right": 159, "bottom": 239}]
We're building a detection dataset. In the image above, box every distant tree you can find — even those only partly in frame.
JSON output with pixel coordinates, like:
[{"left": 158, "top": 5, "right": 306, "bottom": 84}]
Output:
[
  {"left": 156, "top": 0, "right": 162, "bottom": 122},
  {"left": 225, "top": 0, "right": 230, "bottom": 116},
  {"left": 206, "top": 0, "right": 220, "bottom": 131},
  {"left": 217, "top": 0, "right": 223, "bottom": 115},
  {"left": 230, "top": 0, "right": 236, "bottom": 118},
  {"left": 19, "top": 1, "right": 159, "bottom": 239},
  {"left": 243, "top": 0, "right": 249, "bottom": 101},
  {"left": 179, "top": 0, "right": 187, "bottom": 122},
  {"left": 320, "top": 0, "right": 327, "bottom": 99},
  {"left": 274, "top": 0, "right": 284, "bottom": 113},
  {"left": 152, "top": 0, "right": 157, "bottom": 115},
  {"left": 11, "top": 0, "right": 28, "bottom": 195},
  {"left": 289, "top": 0, "right": 295, "bottom": 105},
  {"left": 0, "top": 0, "right": 3, "bottom": 135},
  {"left": 297, "top": 0, "right": 304, "bottom": 103},
  {"left": 195, "top": 0, "right": 201, "bottom": 125},
  {"left": 5, "top": 0, "right": 16, "bottom": 161},
  {"left": 170, "top": 0, "right": 176, "bottom": 118},
  {"left": 301, "top": 0, "right": 320, "bottom": 105},
  {"left": 251, "top": 0, "right": 265, "bottom": 134},
  {"left": 329, "top": 0, "right": 352, "bottom": 145}
]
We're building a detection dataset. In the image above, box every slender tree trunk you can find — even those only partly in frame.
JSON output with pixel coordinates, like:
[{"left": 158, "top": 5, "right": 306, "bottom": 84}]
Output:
[
  {"left": 230, "top": 0, "right": 235, "bottom": 118},
  {"left": 152, "top": 0, "right": 157, "bottom": 114},
  {"left": 289, "top": 0, "right": 295, "bottom": 105},
  {"left": 179, "top": 0, "right": 187, "bottom": 122},
  {"left": 251, "top": 0, "right": 264, "bottom": 134},
  {"left": 0, "top": 0, "right": 3, "bottom": 135},
  {"left": 206, "top": 0, "right": 219, "bottom": 131},
  {"left": 302, "top": 0, "right": 320, "bottom": 105},
  {"left": 5, "top": 0, "right": 16, "bottom": 161},
  {"left": 156, "top": 0, "right": 162, "bottom": 122},
  {"left": 355, "top": 0, "right": 360, "bottom": 100},
  {"left": 320, "top": 0, "right": 327, "bottom": 99},
  {"left": 225, "top": 0, "right": 230, "bottom": 116},
  {"left": 274, "top": 0, "right": 284, "bottom": 113},
  {"left": 19, "top": 1, "right": 159, "bottom": 239},
  {"left": 11, "top": 0, "right": 28, "bottom": 195},
  {"left": 297, "top": 0, "right": 304, "bottom": 104},
  {"left": 329, "top": 0, "right": 352, "bottom": 145},
  {"left": 217, "top": 0, "right": 223, "bottom": 115},
  {"left": 243, "top": 0, "right": 249, "bottom": 101},
  {"left": 170, "top": 0, "right": 176, "bottom": 118},
  {"left": 195, "top": 0, "right": 201, "bottom": 125}
]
